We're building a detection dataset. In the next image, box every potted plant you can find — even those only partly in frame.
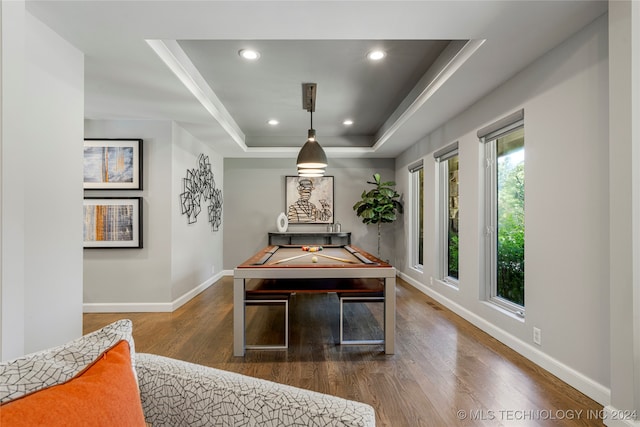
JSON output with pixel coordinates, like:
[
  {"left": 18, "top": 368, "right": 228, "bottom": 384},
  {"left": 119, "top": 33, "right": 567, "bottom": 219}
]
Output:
[{"left": 352, "top": 173, "right": 403, "bottom": 257}]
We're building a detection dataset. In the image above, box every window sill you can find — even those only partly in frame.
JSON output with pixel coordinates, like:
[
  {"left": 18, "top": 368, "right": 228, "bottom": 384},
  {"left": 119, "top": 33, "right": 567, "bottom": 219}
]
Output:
[
  {"left": 434, "top": 277, "right": 459, "bottom": 291},
  {"left": 410, "top": 265, "right": 423, "bottom": 274},
  {"left": 481, "top": 300, "right": 525, "bottom": 322}
]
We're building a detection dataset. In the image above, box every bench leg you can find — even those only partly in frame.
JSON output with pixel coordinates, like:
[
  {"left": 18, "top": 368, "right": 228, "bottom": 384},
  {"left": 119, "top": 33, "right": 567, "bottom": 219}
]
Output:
[
  {"left": 384, "top": 276, "right": 396, "bottom": 354},
  {"left": 234, "top": 278, "right": 246, "bottom": 356},
  {"left": 245, "top": 297, "right": 289, "bottom": 350}
]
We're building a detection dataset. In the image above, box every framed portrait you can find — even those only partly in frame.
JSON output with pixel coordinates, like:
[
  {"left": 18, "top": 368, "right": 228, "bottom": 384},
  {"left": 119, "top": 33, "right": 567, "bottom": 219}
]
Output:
[
  {"left": 83, "top": 139, "right": 142, "bottom": 190},
  {"left": 83, "top": 197, "right": 142, "bottom": 248},
  {"left": 285, "top": 176, "right": 334, "bottom": 224}
]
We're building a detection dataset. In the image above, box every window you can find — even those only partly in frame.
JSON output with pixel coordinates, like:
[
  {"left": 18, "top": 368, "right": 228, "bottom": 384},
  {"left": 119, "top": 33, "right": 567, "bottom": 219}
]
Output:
[
  {"left": 409, "top": 161, "right": 424, "bottom": 269},
  {"left": 435, "top": 143, "right": 459, "bottom": 284},
  {"left": 479, "top": 111, "right": 525, "bottom": 315}
]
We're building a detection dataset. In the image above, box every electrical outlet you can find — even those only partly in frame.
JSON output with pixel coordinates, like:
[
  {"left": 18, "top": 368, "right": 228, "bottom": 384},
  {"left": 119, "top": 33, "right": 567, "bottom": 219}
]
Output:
[
  {"left": 211, "top": 265, "right": 216, "bottom": 274},
  {"left": 430, "top": 277, "right": 433, "bottom": 285},
  {"left": 533, "top": 327, "right": 542, "bottom": 345}
]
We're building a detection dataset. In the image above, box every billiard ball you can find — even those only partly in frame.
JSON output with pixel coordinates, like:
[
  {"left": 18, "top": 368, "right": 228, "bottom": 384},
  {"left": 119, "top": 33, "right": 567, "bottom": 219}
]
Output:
[{"left": 311, "top": 256, "right": 318, "bottom": 263}]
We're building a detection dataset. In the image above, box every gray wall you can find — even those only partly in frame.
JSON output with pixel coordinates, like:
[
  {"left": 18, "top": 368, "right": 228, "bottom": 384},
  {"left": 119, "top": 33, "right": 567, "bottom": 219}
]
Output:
[
  {"left": 395, "top": 14, "right": 610, "bottom": 405},
  {"left": 223, "top": 158, "right": 397, "bottom": 269},
  {"left": 84, "top": 119, "right": 224, "bottom": 309},
  {"left": 84, "top": 120, "right": 174, "bottom": 305},
  {"left": 170, "top": 123, "right": 224, "bottom": 301}
]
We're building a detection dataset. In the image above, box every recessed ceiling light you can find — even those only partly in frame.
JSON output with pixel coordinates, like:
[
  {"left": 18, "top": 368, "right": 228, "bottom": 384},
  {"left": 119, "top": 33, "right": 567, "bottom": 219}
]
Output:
[
  {"left": 267, "top": 119, "right": 279, "bottom": 126},
  {"left": 343, "top": 119, "right": 354, "bottom": 126},
  {"left": 367, "top": 50, "right": 386, "bottom": 61},
  {"left": 238, "top": 49, "right": 260, "bottom": 60}
]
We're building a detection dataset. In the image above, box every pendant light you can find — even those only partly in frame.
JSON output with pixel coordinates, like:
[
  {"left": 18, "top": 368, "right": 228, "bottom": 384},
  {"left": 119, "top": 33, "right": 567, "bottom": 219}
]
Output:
[{"left": 297, "top": 83, "right": 327, "bottom": 176}]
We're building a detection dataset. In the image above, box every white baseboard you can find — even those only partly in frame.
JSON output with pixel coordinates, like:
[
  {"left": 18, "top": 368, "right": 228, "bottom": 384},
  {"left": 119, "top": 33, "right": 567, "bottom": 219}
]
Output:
[
  {"left": 171, "top": 271, "right": 226, "bottom": 310},
  {"left": 83, "top": 271, "right": 226, "bottom": 313},
  {"left": 398, "top": 271, "right": 611, "bottom": 407},
  {"left": 603, "top": 405, "right": 640, "bottom": 426},
  {"left": 83, "top": 301, "right": 174, "bottom": 313}
]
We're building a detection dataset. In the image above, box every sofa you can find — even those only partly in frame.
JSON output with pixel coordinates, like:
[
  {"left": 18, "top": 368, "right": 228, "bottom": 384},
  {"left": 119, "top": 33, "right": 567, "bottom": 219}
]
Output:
[{"left": 0, "top": 319, "right": 375, "bottom": 426}]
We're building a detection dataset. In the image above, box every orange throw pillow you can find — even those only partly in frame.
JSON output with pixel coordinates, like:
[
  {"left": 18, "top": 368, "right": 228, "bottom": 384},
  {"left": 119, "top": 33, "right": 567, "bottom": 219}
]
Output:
[{"left": 1, "top": 340, "right": 146, "bottom": 426}]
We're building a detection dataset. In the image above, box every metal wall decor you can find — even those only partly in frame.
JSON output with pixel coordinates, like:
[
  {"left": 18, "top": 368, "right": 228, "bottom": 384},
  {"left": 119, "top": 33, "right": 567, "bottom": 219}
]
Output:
[{"left": 179, "top": 154, "right": 223, "bottom": 231}]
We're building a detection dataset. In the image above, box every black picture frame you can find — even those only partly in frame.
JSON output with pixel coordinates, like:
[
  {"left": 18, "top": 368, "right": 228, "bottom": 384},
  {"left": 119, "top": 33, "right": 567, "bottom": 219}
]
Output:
[
  {"left": 83, "top": 138, "right": 143, "bottom": 190},
  {"left": 83, "top": 197, "right": 143, "bottom": 248}
]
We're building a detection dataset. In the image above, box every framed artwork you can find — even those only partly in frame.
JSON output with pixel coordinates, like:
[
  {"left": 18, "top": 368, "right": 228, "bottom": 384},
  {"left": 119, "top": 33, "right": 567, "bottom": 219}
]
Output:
[
  {"left": 285, "top": 176, "right": 334, "bottom": 224},
  {"left": 83, "top": 139, "right": 142, "bottom": 190},
  {"left": 83, "top": 197, "right": 142, "bottom": 248}
]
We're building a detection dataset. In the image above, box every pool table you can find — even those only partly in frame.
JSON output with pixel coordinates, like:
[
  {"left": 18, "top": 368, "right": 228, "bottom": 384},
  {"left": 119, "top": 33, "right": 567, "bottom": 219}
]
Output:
[{"left": 233, "top": 244, "right": 396, "bottom": 356}]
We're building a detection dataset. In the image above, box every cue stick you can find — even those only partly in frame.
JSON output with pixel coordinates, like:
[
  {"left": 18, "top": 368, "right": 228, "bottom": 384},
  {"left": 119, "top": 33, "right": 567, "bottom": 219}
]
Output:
[
  {"left": 315, "top": 252, "right": 358, "bottom": 264},
  {"left": 269, "top": 252, "right": 312, "bottom": 265}
]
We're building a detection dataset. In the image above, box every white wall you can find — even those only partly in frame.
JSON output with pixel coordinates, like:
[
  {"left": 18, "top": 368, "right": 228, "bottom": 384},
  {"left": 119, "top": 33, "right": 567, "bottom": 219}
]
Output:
[
  {"left": 1, "top": 0, "right": 4, "bottom": 358},
  {"left": 396, "top": 14, "right": 610, "bottom": 405},
  {"left": 1, "top": 4, "right": 84, "bottom": 358},
  {"left": 1, "top": 0, "right": 26, "bottom": 361},
  {"left": 171, "top": 123, "right": 224, "bottom": 301},
  {"left": 608, "top": 1, "right": 640, "bottom": 422},
  {"left": 223, "top": 158, "right": 396, "bottom": 270},
  {"left": 23, "top": 10, "right": 84, "bottom": 354}
]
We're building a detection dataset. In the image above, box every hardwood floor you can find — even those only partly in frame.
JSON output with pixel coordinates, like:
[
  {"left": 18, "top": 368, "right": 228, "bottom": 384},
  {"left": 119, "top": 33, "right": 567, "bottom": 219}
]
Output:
[{"left": 84, "top": 277, "right": 604, "bottom": 426}]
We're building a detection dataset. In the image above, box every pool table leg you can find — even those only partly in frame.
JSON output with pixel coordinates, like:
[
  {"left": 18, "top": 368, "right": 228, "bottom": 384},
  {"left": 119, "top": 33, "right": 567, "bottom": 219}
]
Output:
[
  {"left": 234, "top": 277, "right": 246, "bottom": 356},
  {"left": 384, "top": 275, "right": 396, "bottom": 354}
]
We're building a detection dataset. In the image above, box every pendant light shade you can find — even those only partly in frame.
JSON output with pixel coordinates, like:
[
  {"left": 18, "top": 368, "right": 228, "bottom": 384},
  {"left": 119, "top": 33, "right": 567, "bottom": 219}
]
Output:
[
  {"left": 297, "top": 130, "right": 327, "bottom": 169},
  {"left": 297, "top": 83, "right": 327, "bottom": 176}
]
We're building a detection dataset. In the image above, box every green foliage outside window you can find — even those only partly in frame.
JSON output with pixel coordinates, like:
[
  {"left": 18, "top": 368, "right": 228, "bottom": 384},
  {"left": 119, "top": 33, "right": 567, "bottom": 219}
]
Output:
[
  {"left": 497, "top": 155, "right": 525, "bottom": 306},
  {"left": 448, "top": 232, "right": 459, "bottom": 278}
]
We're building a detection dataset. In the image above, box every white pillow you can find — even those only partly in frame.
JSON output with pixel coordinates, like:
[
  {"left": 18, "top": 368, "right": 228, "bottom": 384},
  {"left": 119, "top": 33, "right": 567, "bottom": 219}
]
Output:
[{"left": 0, "top": 319, "right": 136, "bottom": 403}]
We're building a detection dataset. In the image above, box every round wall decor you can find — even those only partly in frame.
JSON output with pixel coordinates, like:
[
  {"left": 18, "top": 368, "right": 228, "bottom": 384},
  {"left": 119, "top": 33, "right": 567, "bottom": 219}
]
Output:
[{"left": 276, "top": 212, "right": 288, "bottom": 232}]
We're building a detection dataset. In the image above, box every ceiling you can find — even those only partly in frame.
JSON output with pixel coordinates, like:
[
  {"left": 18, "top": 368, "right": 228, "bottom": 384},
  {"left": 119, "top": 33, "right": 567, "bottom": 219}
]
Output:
[{"left": 26, "top": 1, "right": 607, "bottom": 160}]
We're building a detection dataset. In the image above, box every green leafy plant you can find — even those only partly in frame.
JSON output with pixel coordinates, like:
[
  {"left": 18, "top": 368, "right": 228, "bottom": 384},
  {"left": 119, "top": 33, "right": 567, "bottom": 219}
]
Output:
[{"left": 353, "top": 173, "right": 403, "bottom": 257}]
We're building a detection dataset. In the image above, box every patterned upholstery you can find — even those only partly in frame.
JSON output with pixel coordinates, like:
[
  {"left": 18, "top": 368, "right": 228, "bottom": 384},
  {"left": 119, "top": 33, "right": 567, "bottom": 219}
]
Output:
[
  {"left": 136, "top": 353, "right": 376, "bottom": 427},
  {"left": 0, "top": 319, "right": 375, "bottom": 427},
  {"left": 0, "top": 319, "right": 135, "bottom": 404}
]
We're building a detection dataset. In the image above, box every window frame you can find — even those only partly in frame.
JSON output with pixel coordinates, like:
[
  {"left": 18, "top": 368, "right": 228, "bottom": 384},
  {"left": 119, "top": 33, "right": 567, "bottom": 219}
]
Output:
[
  {"left": 480, "top": 113, "right": 525, "bottom": 317},
  {"left": 409, "top": 161, "right": 424, "bottom": 271},
  {"left": 435, "top": 143, "right": 459, "bottom": 286}
]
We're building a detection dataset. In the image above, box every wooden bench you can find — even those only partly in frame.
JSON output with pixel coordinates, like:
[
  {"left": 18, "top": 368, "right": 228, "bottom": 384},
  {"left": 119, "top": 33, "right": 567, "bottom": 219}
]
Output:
[
  {"left": 245, "top": 277, "right": 383, "bottom": 294},
  {"left": 245, "top": 283, "right": 290, "bottom": 350},
  {"left": 246, "top": 278, "right": 385, "bottom": 346},
  {"left": 336, "top": 280, "right": 384, "bottom": 345}
]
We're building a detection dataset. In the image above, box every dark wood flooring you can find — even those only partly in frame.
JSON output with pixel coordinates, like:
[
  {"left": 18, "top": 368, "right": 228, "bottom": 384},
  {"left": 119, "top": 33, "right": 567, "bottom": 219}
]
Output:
[{"left": 83, "top": 276, "right": 604, "bottom": 426}]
